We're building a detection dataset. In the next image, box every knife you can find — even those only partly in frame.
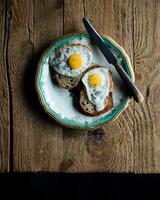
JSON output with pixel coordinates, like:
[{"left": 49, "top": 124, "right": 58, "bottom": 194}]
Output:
[{"left": 82, "top": 17, "right": 144, "bottom": 103}]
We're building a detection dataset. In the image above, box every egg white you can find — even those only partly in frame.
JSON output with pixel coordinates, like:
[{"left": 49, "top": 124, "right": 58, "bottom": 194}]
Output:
[
  {"left": 82, "top": 67, "right": 110, "bottom": 112},
  {"left": 50, "top": 44, "right": 92, "bottom": 77}
]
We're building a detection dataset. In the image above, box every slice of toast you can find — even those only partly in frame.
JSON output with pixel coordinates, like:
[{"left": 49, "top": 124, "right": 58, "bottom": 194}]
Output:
[
  {"left": 51, "top": 44, "right": 92, "bottom": 89},
  {"left": 79, "top": 70, "right": 114, "bottom": 116},
  {"left": 54, "top": 65, "right": 101, "bottom": 89},
  {"left": 55, "top": 73, "right": 81, "bottom": 89}
]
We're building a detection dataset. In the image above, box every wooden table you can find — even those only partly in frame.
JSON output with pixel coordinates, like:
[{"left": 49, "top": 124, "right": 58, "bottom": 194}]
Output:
[{"left": 0, "top": 0, "right": 159, "bottom": 173}]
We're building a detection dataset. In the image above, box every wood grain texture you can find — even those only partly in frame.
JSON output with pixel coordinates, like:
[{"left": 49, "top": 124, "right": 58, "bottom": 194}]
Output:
[
  {"left": 8, "top": 0, "right": 63, "bottom": 172},
  {"left": 33, "top": 0, "right": 64, "bottom": 172},
  {"left": 83, "top": 0, "right": 134, "bottom": 172},
  {"left": 8, "top": 0, "right": 36, "bottom": 171},
  {"left": 62, "top": 0, "right": 86, "bottom": 172},
  {"left": 0, "top": 0, "right": 10, "bottom": 172},
  {"left": 1, "top": 0, "right": 159, "bottom": 172},
  {"left": 133, "top": 0, "right": 160, "bottom": 173},
  {"left": 62, "top": 0, "right": 134, "bottom": 172}
]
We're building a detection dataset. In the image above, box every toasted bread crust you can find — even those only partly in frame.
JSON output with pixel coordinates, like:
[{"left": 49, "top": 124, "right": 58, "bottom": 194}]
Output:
[{"left": 79, "top": 70, "right": 114, "bottom": 116}]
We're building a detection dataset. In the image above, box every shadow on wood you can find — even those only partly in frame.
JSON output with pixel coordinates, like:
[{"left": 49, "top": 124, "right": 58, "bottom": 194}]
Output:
[
  {"left": 22, "top": 41, "right": 61, "bottom": 128},
  {"left": 63, "top": 127, "right": 84, "bottom": 137}
]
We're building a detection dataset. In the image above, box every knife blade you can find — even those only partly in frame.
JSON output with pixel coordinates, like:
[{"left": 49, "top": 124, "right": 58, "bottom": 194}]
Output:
[{"left": 82, "top": 17, "right": 144, "bottom": 103}]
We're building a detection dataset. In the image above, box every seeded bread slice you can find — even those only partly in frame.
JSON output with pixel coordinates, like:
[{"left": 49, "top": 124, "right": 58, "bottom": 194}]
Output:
[
  {"left": 55, "top": 73, "right": 81, "bottom": 89},
  {"left": 51, "top": 44, "right": 92, "bottom": 89},
  {"left": 54, "top": 65, "right": 102, "bottom": 89},
  {"left": 79, "top": 70, "right": 114, "bottom": 116}
]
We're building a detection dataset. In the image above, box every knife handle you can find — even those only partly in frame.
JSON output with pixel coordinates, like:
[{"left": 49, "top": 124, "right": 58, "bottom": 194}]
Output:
[{"left": 115, "top": 62, "right": 144, "bottom": 103}]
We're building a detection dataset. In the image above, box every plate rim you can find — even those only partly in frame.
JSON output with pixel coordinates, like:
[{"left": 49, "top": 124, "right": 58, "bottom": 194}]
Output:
[{"left": 35, "top": 33, "right": 135, "bottom": 130}]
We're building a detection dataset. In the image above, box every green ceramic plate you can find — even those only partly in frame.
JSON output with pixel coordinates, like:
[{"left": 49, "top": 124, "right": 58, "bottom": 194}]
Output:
[{"left": 35, "top": 33, "right": 135, "bottom": 129}]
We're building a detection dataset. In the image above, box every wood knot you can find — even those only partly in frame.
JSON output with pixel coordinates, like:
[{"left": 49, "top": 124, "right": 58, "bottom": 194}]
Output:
[
  {"left": 87, "top": 128, "right": 108, "bottom": 159},
  {"left": 87, "top": 128, "right": 106, "bottom": 152},
  {"left": 59, "top": 159, "right": 74, "bottom": 171},
  {"left": 88, "top": 128, "right": 106, "bottom": 142}
]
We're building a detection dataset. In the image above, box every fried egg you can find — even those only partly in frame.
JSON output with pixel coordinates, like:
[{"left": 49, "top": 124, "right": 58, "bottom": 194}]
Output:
[
  {"left": 82, "top": 67, "right": 110, "bottom": 111},
  {"left": 50, "top": 44, "right": 92, "bottom": 77}
]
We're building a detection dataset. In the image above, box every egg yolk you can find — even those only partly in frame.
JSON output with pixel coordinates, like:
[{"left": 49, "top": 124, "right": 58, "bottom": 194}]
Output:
[
  {"left": 89, "top": 73, "right": 102, "bottom": 88},
  {"left": 68, "top": 54, "right": 83, "bottom": 70}
]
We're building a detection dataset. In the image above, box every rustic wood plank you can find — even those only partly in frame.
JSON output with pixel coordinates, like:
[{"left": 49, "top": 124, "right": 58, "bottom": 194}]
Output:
[
  {"left": 83, "top": 0, "right": 134, "bottom": 172},
  {"left": 6, "top": 0, "right": 159, "bottom": 173},
  {"left": 133, "top": 0, "right": 160, "bottom": 173},
  {"left": 64, "top": 0, "right": 85, "bottom": 34},
  {"left": 62, "top": 0, "right": 86, "bottom": 172},
  {"left": 62, "top": 0, "right": 134, "bottom": 172},
  {"left": 8, "top": 0, "right": 36, "bottom": 171},
  {"left": 33, "top": 0, "right": 64, "bottom": 172},
  {"left": 8, "top": 0, "right": 63, "bottom": 172},
  {"left": 0, "top": 0, "right": 10, "bottom": 172}
]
